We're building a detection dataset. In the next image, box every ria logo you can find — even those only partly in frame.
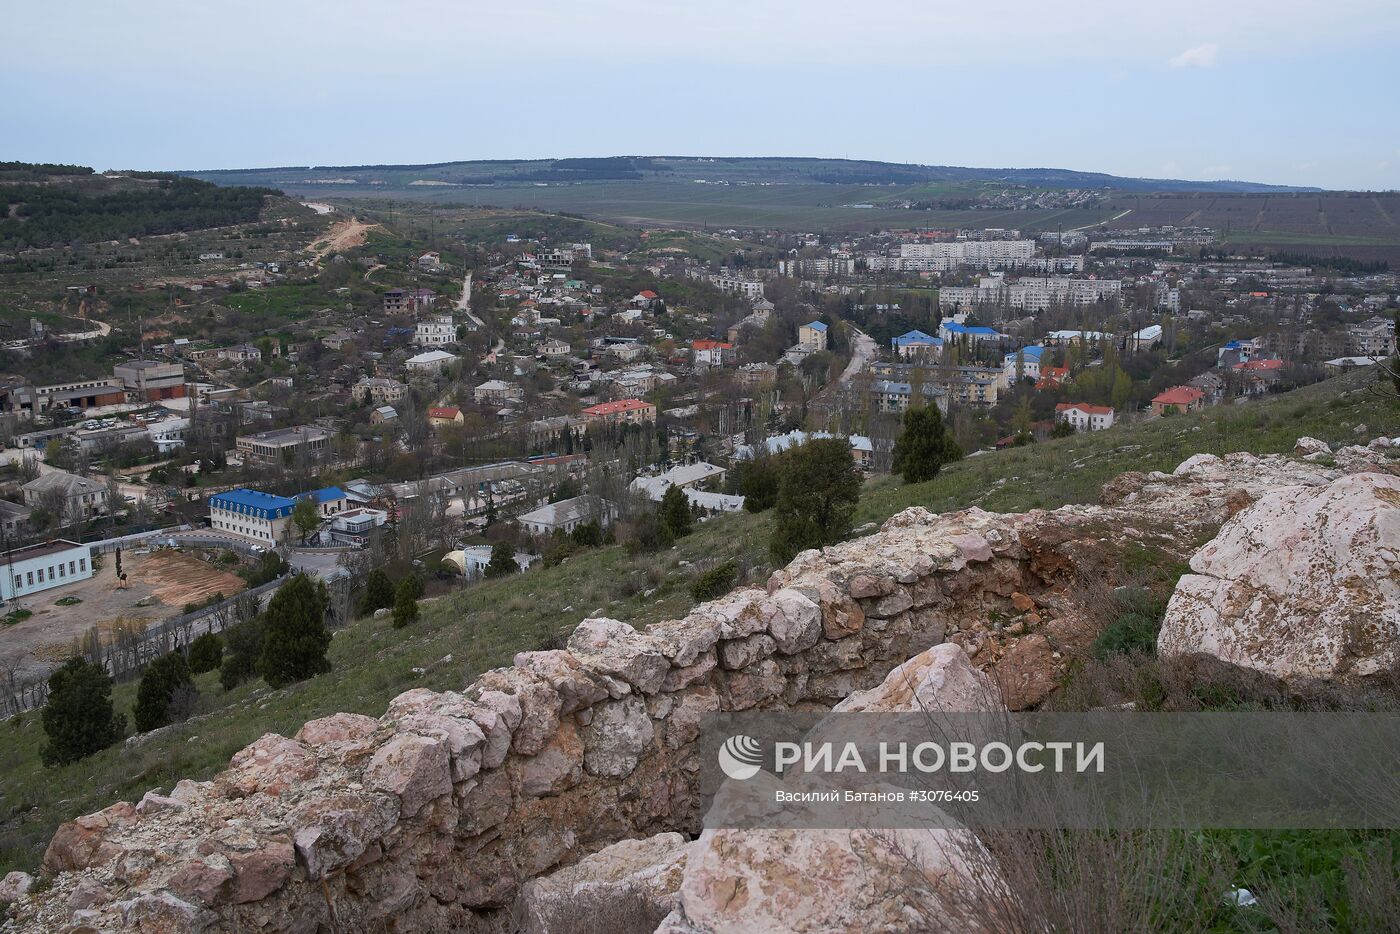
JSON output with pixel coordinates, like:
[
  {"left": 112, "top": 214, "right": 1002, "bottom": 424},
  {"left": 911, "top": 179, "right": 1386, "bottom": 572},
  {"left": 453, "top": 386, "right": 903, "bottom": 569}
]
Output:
[{"left": 718, "top": 734, "right": 764, "bottom": 780}]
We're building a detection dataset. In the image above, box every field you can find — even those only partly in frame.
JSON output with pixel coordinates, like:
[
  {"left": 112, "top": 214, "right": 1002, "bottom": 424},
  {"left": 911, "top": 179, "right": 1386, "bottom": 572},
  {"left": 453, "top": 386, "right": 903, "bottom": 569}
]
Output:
[
  {"left": 1100, "top": 192, "right": 1400, "bottom": 265},
  {"left": 1, "top": 369, "right": 1396, "bottom": 880}
]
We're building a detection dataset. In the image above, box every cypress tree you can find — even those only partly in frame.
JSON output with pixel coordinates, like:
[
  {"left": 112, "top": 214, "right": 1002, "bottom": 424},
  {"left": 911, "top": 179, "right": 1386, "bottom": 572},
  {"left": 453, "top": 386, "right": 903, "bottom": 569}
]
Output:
[
  {"left": 891, "top": 404, "right": 962, "bottom": 484},
  {"left": 257, "top": 574, "right": 332, "bottom": 689},
  {"left": 41, "top": 657, "right": 125, "bottom": 766},
  {"left": 658, "top": 483, "right": 693, "bottom": 539},
  {"left": 134, "top": 651, "right": 195, "bottom": 732}
]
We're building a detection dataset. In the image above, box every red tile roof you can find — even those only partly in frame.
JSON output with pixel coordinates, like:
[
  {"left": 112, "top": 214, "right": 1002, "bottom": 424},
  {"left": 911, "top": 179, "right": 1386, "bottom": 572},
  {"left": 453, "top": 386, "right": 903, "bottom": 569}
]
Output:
[
  {"left": 691, "top": 340, "right": 733, "bottom": 351},
  {"left": 1055, "top": 402, "right": 1113, "bottom": 415},
  {"left": 428, "top": 407, "right": 461, "bottom": 419},
  {"left": 1153, "top": 386, "right": 1205, "bottom": 406},
  {"left": 1236, "top": 358, "right": 1285, "bottom": 371},
  {"left": 581, "top": 399, "right": 654, "bottom": 417},
  {"left": 638, "top": 290, "right": 659, "bottom": 299}
]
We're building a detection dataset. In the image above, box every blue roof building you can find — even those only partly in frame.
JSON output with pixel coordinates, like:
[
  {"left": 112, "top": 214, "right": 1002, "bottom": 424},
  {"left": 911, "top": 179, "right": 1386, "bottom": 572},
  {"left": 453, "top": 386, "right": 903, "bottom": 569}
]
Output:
[
  {"left": 939, "top": 320, "right": 1003, "bottom": 341},
  {"left": 298, "top": 487, "right": 346, "bottom": 506},
  {"left": 804, "top": 320, "right": 828, "bottom": 332},
  {"left": 207, "top": 488, "right": 297, "bottom": 521}
]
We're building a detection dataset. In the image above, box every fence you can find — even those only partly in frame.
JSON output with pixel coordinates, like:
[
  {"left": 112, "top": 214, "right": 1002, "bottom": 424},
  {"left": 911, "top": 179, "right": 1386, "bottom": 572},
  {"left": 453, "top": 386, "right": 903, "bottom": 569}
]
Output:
[{"left": 84, "top": 525, "right": 193, "bottom": 556}]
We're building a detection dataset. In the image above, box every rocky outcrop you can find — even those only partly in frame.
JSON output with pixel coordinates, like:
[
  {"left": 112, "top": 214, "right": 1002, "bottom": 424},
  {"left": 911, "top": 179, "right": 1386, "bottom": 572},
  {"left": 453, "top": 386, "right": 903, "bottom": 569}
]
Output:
[
  {"left": 7, "top": 443, "right": 1392, "bottom": 933},
  {"left": 1159, "top": 470, "right": 1400, "bottom": 681}
]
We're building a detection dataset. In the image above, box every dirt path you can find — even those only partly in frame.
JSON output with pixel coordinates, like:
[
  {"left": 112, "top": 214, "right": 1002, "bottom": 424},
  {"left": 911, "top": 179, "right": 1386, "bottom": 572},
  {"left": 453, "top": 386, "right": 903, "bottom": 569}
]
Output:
[{"left": 306, "top": 218, "right": 379, "bottom": 260}]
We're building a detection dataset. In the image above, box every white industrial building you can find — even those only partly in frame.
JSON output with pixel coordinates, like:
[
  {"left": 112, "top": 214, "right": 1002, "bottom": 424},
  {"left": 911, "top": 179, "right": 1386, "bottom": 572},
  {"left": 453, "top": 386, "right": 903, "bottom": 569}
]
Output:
[{"left": 0, "top": 540, "right": 93, "bottom": 601}]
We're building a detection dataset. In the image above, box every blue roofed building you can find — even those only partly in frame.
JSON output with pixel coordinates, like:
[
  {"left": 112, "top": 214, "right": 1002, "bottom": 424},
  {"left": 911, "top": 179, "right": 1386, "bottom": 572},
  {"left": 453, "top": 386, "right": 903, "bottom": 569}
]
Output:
[
  {"left": 208, "top": 488, "right": 298, "bottom": 545},
  {"left": 798, "top": 320, "right": 829, "bottom": 351},
  {"left": 1003, "top": 345, "right": 1047, "bottom": 383},
  {"left": 938, "top": 318, "right": 1004, "bottom": 343},
  {"left": 891, "top": 330, "right": 944, "bottom": 359},
  {"left": 298, "top": 486, "right": 348, "bottom": 518}
]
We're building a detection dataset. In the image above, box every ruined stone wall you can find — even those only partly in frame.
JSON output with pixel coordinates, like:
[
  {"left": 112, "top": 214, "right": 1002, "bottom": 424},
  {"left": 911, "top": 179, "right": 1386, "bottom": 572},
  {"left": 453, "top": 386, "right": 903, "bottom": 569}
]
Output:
[{"left": 6, "top": 448, "right": 1375, "bottom": 933}]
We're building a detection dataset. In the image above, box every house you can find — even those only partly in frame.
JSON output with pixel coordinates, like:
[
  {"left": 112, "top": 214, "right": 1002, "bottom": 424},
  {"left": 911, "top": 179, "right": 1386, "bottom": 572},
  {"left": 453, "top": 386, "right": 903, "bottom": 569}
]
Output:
[
  {"left": 798, "top": 321, "right": 829, "bottom": 351},
  {"left": 321, "top": 331, "right": 357, "bottom": 351},
  {"left": 1002, "top": 346, "right": 1046, "bottom": 383},
  {"left": 1044, "top": 329, "right": 1108, "bottom": 346},
  {"left": 632, "top": 289, "right": 660, "bottom": 308},
  {"left": 474, "top": 380, "right": 524, "bottom": 405},
  {"left": 21, "top": 470, "right": 109, "bottom": 524},
  {"left": 414, "top": 314, "right": 457, "bottom": 347},
  {"left": 1217, "top": 338, "right": 1260, "bottom": 368},
  {"left": 939, "top": 315, "right": 1003, "bottom": 343},
  {"left": 691, "top": 340, "right": 735, "bottom": 367},
  {"left": 428, "top": 406, "right": 465, "bottom": 428},
  {"left": 235, "top": 425, "right": 333, "bottom": 466},
  {"left": 891, "top": 330, "right": 943, "bottom": 359},
  {"left": 1036, "top": 366, "right": 1071, "bottom": 390},
  {"left": 355, "top": 377, "right": 408, "bottom": 405},
  {"left": 371, "top": 405, "right": 398, "bottom": 424},
  {"left": 298, "top": 486, "right": 348, "bottom": 518},
  {"left": 0, "top": 540, "right": 94, "bottom": 601},
  {"left": 207, "top": 489, "right": 298, "bottom": 545},
  {"left": 1151, "top": 386, "right": 1207, "bottom": 415},
  {"left": 0, "top": 500, "right": 34, "bottom": 538},
  {"left": 417, "top": 251, "right": 443, "bottom": 271},
  {"left": 1233, "top": 358, "right": 1286, "bottom": 395},
  {"left": 537, "top": 338, "right": 571, "bottom": 359},
  {"left": 1055, "top": 402, "right": 1115, "bottom": 432},
  {"left": 1323, "top": 356, "right": 1383, "bottom": 375},
  {"left": 734, "top": 430, "right": 874, "bottom": 467},
  {"left": 518, "top": 495, "right": 616, "bottom": 536},
  {"left": 580, "top": 399, "right": 657, "bottom": 426},
  {"left": 405, "top": 350, "right": 459, "bottom": 374}
]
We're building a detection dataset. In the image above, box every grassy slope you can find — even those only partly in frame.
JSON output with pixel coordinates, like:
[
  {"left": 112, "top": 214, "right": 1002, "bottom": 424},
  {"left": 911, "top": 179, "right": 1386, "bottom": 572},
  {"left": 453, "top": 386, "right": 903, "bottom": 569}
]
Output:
[{"left": 1, "top": 372, "right": 1397, "bottom": 875}]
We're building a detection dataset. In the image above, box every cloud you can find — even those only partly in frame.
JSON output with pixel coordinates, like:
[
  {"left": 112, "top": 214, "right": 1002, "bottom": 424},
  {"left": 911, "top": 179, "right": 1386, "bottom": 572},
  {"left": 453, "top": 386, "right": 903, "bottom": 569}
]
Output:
[{"left": 1170, "top": 42, "right": 1220, "bottom": 68}]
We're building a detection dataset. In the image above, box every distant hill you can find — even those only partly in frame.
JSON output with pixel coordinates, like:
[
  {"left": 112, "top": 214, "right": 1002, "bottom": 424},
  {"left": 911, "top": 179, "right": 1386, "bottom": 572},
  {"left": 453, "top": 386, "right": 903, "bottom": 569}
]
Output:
[
  {"left": 181, "top": 155, "right": 1317, "bottom": 194},
  {"left": 0, "top": 163, "right": 275, "bottom": 250}
]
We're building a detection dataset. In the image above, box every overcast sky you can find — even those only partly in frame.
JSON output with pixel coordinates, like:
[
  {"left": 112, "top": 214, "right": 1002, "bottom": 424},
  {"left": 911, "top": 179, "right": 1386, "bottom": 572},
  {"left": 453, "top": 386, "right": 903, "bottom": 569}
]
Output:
[{"left": 5, "top": 0, "right": 1399, "bottom": 189}]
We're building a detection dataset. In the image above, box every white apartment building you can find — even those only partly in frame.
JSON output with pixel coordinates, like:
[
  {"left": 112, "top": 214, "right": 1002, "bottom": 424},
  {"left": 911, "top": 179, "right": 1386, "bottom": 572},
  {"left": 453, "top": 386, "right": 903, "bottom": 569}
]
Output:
[
  {"left": 712, "top": 274, "right": 765, "bottom": 299},
  {"left": 1056, "top": 403, "right": 1115, "bottom": 432},
  {"left": 207, "top": 489, "right": 297, "bottom": 545},
  {"left": 414, "top": 314, "right": 457, "bottom": 347}
]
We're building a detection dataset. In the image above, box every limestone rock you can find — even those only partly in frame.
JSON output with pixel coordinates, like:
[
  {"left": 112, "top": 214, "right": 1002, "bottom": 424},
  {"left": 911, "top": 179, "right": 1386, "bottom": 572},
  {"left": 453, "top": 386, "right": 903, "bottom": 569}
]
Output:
[
  {"left": 568, "top": 617, "right": 671, "bottom": 694},
  {"left": 294, "top": 712, "right": 379, "bottom": 748},
  {"left": 514, "top": 832, "right": 691, "bottom": 934},
  {"left": 767, "top": 589, "right": 822, "bottom": 654},
  {"left": 834, "top": 643, "right": 1000, "bottom": 714},
  {"left": 1293, "top": 436, "right": 1331, "bottom": 456},
  {"left": 1159, "top": 472, "right": 1400, "bottom": 681},
  {"left": 581, "top": 695, "right": 654, "bottom": 777},
  {"left": 287, "top": 793, "right": 399, "bottom": 879},
  {"left": 365, "top": 733, "right": 453, "bottom": 818},
  {"left": 0, "top": 870, "right": 34, "bottom": 901},
  {"left": 221, "top": 734, "right": 318, "bottom": 797}
]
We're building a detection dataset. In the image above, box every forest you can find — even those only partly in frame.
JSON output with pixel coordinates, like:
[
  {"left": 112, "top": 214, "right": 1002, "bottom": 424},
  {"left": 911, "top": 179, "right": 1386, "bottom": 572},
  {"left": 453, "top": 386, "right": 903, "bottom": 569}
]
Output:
[{"left": 0, "top": 169, "right": 274, "bottom": 250}]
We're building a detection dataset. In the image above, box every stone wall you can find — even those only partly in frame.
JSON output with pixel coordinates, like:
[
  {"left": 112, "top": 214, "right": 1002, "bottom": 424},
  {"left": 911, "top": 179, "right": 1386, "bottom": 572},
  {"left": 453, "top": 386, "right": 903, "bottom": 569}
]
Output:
[{"left": 6, "top": 446, "right": 1388, "bottom": 933}]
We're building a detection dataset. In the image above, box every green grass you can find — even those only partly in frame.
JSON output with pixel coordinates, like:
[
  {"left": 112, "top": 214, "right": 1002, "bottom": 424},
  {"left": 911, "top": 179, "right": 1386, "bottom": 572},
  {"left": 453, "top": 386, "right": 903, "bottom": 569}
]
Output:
[{"left": 0, "top": 371, "right": 1396, "bottom": 878}]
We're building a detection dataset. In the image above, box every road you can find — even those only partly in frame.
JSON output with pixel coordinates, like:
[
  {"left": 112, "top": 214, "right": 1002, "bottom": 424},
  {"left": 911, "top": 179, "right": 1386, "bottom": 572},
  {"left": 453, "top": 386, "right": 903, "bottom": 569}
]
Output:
[
  {"left": 837, "top": 326, "right": 878, "bottom": 386},
  {"left": 455, "top": 270, "right": 486, "bottom": 329}
]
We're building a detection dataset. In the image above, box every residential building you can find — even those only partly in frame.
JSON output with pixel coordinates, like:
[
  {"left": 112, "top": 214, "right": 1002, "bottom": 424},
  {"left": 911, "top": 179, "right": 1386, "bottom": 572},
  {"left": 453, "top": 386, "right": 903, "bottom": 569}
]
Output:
[
  {"left": 1055, "top": 402, "right": 1115, "bottom": 431},
  {"left": 414, "top": 314, "right": 457, "bottom": 347},
  {"left": 518, "top": 495, "right": 615, "bottom": 536},
  {"left": 235, "top": 425, "right": 333, "bottom": 466},
  {"left": 207, "top": 489, "right": 297, "bottom": 545},
  {"left": 580, "top": 399, "right": 657, "bottom": 426},
  {"left": 113, "top": 360, "right": 186, "bottom": 402},
  {"left": 1348, "top": 318, "right": 1396, "bottom": 357},
  {"left": 1002, "top": 346, "right": 1046, "bottom": 383},
  {"left": 405, "top": 350, "right": 459, "bottom": 374},
  {"left": 939, "top": 316, "right": 1004, "bottom": 343},
  {"left": 371, "top": 405, "right": 398, "bottom": 424},
  {"left": 891, "top": 330, "right": 943, "bottom": 359},
  {"left": 329, "top": 507, "right": 389, "bottom": 546},
  {"left": 0, "top": 540, "right": 93, "bottom": 601},
  {"left": 691, "top": 340, "right": 736, "bottom": 367},
  {"left": 299, "top": 486, "right": 348, "bottom": 518},
  {"left": 1217, "top": 338, "right": 1261, "bottom": 368},
  {"left": 737, "top": 362, "right": 778, "bottom": 386},
  {"left": 1036, "top": 366, "right": 1071, "bottom": 389},
  {"left": 474, "top": 380, "right": 524, "bottom": 405},
  {"left": 867, "top": 379, "right": 950, "bottom": 414},
  {"left": 21, "top": 470, "right": 109, "bottom": 523},
  {"left": 428, "top": 406, "right": 465, "bottom": 428},
  {"left": 1151, "top": 386, "right": 1207, "bottom": 415},
  {"left": 537, "top": 338, "right": 571, "bottom": 359},
  {"left": 0, "top": 500, "right": 34, "bottom": 538},
  {"left": 1128, "top": 325, "right": 1164, "bottom": 353},
  {"left": 798, "top": 321, "right": 829, "bottom": 351},
  {"left": 355, "top": 377, "right": 408, "bottom": 405}
]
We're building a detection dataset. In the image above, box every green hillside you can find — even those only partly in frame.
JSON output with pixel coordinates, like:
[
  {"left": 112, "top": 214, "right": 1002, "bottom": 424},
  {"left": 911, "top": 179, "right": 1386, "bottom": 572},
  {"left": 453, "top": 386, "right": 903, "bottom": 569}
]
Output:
[{"left": 1, "top": 370, "right": 1396, "bottom": 897}]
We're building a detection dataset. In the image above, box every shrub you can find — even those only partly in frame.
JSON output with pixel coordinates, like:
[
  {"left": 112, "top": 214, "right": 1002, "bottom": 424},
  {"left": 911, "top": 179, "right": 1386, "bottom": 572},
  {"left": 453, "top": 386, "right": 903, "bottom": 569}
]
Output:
[
  {"left": 133, "top": 651, "right": 195, "bottom": 733},
  {"left": 392, "top": 581, "right": 420, "bottom": 629},
  {"left": 1091, "top": 588, "right": 1168, "bottom": 659},
  {"left": 691, "top": 561, "right": 739, "bottom": 602},
  {"left": 218, "top": 617, "right": 265, "bottom": 691},
  {"left": 570, "top": 519, "right": 603, "bottom": 547},
  {"left": 484, "top": 541, "right": 520, "bottom": 578},
  {"left": 397, "top": 573, "right": 424, "bottom": 602},
  {"left": 360, "top": 568, "right": 395, "bottom": 615},
  {"left": 40, "top": 657, "right": 126, "bottom": 766},
  {"left": 187, "top": 632, "right": 223, "bottom": 674}
]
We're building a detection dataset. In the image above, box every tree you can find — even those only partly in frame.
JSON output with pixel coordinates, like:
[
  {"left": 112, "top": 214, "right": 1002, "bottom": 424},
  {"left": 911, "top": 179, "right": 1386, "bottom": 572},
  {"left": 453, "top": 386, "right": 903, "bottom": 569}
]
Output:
[
  {"left": 769, "top": 438, "right": 863, "bottom": 565},
  {"left": 187, "top": 632, "right": 223, "bottom": 674},
  {"left": 398, "top": 573, "right": 424, "bottom": 602},
  {"left": 484, "top": 540, "right": 520, "bottom": 578},
  {"left": 133, "top": 651, "right": 195, "bottom": 732},
  {"left": 890, "top": 404, "right": 962, "bottom": 485},
  {"left": 291, "top": 498, "right": 321, "bottom": 541},
  {"left": 219, "top": 617, "right": 265, "bottom": 691},
  {"left": 736, "top": 458, "right": 779, "bottom": 512},
  {"left": 257, "top": 574, "right": 332, "bottom": 689},
  {"left": 570, "top": 519, "right": 603, "bottom": 547},
  {"left": 41, "top": 657, "right": 125, "bottom": 766},
  {"left": 657, "top": 483, "right": 693, "bottom": 540},
  {"left": 360, "top": 568, "right": 395, "bottom": 615},
  {"left": 392, "top": 578, "right": 420, "bottom": 628}
]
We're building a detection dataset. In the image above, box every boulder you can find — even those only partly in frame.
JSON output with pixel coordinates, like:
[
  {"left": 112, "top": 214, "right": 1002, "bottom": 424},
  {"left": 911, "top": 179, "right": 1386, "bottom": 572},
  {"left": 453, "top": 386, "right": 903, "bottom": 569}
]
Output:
[
  {"left": 44, "top": 801, "right": 138, "bottom": 872},
  {"left": 513, "top": 832, "right": 691, "bottom": 934},
  {"left": 834, "top": 643, "right": 1000, "bottom": 715},
  {"left": 0, "top": 871, "right": 34, "bottom": 901},
  {"left": 221, "top": 734, "right": 318, "bottom": 797},
  {"left": 581, "top": 695, "right": 654, "bottom": 777},
  {"left": 568, "top": 618, "right": 671, "bottom": 695},
  {"left": 1159, "top": 472, "right": 1400, "bottom": 681},
  {"left": 365, "top": 733, "right": 453, "bottom": 818},
  {"left": 767, "top": 589, "right": 823, "bottom": 654},
  {"left": 227, "top": 838, "right": 296, "bottom": 904},
  {"left": 1293, "top": 436, "right": 1332, "bottom": 457},
  {"left": 287, "top": 793, "right": 399, "bottom": 879},
  {"left": 294, "top": 712, "right": 379, "bottom": 748}
]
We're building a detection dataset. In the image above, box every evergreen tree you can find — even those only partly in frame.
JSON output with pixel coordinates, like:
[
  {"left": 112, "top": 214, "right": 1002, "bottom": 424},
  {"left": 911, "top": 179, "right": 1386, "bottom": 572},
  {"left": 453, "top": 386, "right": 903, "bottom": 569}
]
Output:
[
  {"left": 187, "top": 631, "right": 223, "bottom": 674},
  {"left": 737, "top": 458, "right": 779, "bottom": 512},
  {"left": 134, "top": 651, "right": 195, "bottom": 732},
  {"left": 398, "top": 573, "right": 424, "bottom": 602},
  {"left": 570, "top": 519, "right": 603, "bottom": 547},
  {"left": 392, "top": 579, "right": 420, "bottom": 628},
  {"left": 361, "top": 568, "right": 395, "bottom": 615},
  {"left": 257, "top": 574, "right": 332, "bottom": 689},
  {"left": 658, "top": 483, "right": 693, "bottom": 539},
  {"left": 769, "top": 438, "right": 863, "bottom": 565},
  {"left": 890, "top": 404, "right": 963, "bottom": 484},
  {"left": 219, "top": 616, "right": 265, "bottom": 690},
  {"left": 484, "top": 540, "right": 520, "bottom": 578},
  {"left": 40, "top": 657, "right": 125, "bottom": 766}
]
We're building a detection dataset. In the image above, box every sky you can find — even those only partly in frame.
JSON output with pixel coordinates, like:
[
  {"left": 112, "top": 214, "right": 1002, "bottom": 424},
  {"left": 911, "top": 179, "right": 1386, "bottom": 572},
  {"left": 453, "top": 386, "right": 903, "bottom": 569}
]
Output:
[{"left": 4, "top": 0, "right": 1399, "bottom": 190}]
